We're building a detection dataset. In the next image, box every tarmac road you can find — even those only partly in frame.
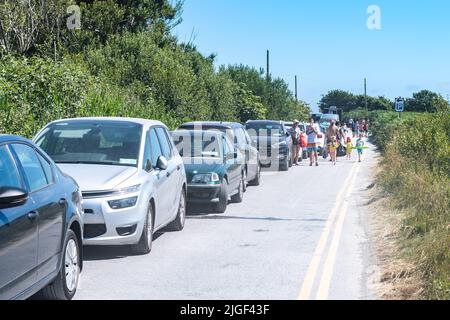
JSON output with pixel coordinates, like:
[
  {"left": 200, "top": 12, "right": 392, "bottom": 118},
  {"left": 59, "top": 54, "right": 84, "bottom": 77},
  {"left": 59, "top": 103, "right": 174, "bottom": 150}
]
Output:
[{"left": 75, "top": 139, "right": 379, "bottom": 300}]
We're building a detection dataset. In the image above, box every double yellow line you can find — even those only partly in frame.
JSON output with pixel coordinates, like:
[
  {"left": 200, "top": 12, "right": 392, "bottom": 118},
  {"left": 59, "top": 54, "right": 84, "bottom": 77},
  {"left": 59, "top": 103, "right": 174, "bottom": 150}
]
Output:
[{"left": 298, "top": 161, "right": 362, "bottom": 300}]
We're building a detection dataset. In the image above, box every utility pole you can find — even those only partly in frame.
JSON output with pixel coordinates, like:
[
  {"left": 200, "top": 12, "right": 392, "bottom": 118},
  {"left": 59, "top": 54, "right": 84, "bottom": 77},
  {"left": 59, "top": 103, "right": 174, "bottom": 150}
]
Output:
[
  {"left": 295, "top": 75, "right": 298, "bottom": 101},
  {"left": 364, "top": 78, "right": 368, "bottom": 112},
  {"left": 266, "top": 50, "right": 270, "bottom": 81}
]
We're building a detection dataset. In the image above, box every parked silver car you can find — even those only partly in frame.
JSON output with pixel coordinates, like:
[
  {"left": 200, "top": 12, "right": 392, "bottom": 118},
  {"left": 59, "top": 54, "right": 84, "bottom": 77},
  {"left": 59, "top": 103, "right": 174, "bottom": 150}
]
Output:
[{"left": 34, "top": 118, "right": 187, "bottom": 254}]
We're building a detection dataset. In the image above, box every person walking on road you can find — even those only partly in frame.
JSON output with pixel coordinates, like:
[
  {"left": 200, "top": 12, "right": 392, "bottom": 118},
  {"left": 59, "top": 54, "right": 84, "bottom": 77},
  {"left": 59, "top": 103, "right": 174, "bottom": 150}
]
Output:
[
  {"left": 306, "top": 117, "right": 320, "bottom": 166},
  {"left": 300, "top": 127, "right": 307, "bottom": 162},
  {"left": 326, "top": 120, "right": 338, "bottom": 161},
  {"left": 328, "top": 136, "right": 338, "bottom": 165},
  {"left": 289, "top": 120, "right": 302, "bottom": 166},
  {"left": 346, "top": 137, "right": 353, "bottom": 160},
  {"left": 356, "top": 134, "right": 365, "bottom": 162}
]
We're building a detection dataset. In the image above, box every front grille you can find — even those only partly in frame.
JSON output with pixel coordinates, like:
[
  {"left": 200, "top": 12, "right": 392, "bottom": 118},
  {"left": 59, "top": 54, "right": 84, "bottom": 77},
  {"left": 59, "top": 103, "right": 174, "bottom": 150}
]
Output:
[{"left": 84, "top": 224, "right": 107, "bottom": 238}]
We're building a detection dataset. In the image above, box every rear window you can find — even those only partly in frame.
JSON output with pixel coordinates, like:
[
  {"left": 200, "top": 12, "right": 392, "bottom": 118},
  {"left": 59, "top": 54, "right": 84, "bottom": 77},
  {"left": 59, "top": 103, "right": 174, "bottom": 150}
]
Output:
[
  {"left": 245, "top": 123, "right": 284, "bottom": 137},
  {"left": 172, "top": 131, "right": 222, "bottom": 158}
]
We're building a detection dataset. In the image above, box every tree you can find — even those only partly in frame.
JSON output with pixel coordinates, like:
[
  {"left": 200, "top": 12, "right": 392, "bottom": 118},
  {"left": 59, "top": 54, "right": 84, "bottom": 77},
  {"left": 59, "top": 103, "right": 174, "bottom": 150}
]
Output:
[
  {"left": 319, "top": 90, "right": 357, "bottom": 113},
  {"left": 235, "top": 84, "right": 267, "bottom": 123},
  {"left": 0, "top": 0, "right": 183, "bottom": 56},
  {"left": 406, "top": 90, "right": 449, "bottom": 113},
  {"left": 221, "top": 64, "right": 309, "bottom": 120}
]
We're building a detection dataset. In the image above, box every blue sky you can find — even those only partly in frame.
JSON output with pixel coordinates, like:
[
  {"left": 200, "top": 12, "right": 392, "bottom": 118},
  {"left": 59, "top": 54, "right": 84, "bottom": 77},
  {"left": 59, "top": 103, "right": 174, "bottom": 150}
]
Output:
[{"left": 173, "top": 0, "right": 450, "bottom": 112}]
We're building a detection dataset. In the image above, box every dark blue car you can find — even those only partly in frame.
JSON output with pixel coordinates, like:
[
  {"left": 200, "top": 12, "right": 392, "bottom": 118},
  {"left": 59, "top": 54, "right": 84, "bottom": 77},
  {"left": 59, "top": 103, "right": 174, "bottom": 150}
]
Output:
[{"left": 0, "top": 135, "right": 83, "bottom": 300}]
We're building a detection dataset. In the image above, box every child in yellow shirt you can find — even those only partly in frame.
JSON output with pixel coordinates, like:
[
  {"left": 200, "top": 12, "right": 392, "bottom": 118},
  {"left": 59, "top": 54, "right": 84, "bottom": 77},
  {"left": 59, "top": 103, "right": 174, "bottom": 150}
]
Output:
[
  {"left": 328, "top": 136, "right": 338, "bottom": 165},
  {"left": 346, "top": 137, "right": 353, "bottom": 160}
]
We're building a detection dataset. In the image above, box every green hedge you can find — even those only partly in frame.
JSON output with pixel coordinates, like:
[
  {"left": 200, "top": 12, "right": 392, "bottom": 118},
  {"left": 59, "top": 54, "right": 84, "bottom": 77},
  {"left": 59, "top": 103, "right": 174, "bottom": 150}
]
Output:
[{"left": 348, "top": 109, "right": 450, "bottom": 299}]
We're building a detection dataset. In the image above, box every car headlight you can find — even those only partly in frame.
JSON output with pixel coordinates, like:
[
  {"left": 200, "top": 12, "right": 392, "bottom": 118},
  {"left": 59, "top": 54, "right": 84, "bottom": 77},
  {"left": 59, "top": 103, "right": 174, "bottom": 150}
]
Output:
[
  {"left": 272, "top": 141, "right": 287, "bottom": 149},
  {"left": 108, "top": 196, "right": 138, "bottom": 209},
  {"left": 191, "top": 173, "right": 220, "bottom": 184}
]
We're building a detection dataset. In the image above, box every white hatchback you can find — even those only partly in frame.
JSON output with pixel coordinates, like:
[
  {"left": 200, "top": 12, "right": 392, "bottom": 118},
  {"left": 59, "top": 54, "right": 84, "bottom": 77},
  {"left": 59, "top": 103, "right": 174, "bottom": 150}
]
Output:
[{"left": 34, "top": 117, "right": 187, "bottom": 255}]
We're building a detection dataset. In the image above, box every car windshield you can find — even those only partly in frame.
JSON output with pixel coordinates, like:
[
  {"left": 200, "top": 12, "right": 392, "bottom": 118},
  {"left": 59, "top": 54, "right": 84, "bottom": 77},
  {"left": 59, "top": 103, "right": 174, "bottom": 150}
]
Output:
[
  {"left": 172, "top": 131, "right": 222, "bottom": 158},
  {"left": 245, "top": 123, "right": 284, "bottom": 137},
  {"left": 35, "top": 121, "right": 142, "bottom": 167},
  {"left": 320, "top": 114, "right": 339, "bottom": 122}
]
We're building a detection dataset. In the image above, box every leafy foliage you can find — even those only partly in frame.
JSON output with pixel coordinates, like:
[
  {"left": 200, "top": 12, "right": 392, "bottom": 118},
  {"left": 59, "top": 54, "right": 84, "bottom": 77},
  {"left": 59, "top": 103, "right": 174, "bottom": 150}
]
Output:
[
  {"left": 354, "top": 108, "right": 450, "bottom": 299},
  {"left": 222, "top": 64, "right": 310, "bottom": 121}
]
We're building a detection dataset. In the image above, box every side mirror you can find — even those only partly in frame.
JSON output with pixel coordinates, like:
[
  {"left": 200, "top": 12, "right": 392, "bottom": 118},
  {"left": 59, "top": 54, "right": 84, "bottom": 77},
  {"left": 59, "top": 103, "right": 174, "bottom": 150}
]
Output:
[
  {"left": 156, "top": 156, "right": 168, "bottom": 171},
  {"left": 286, "top": 132, "right": 290, "bottom": 137},
  {"left": 0, "top": 187, "right": 29, "bottom": 209},
  {"left": 144, "top": 159, "right": 153, "bottom": 172}
]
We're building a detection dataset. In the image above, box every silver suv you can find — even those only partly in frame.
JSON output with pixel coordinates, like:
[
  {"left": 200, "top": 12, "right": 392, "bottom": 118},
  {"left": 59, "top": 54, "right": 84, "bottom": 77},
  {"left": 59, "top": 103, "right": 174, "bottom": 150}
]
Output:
[{"left": 34, "top": 118, "right": 187, "bottom": 255}]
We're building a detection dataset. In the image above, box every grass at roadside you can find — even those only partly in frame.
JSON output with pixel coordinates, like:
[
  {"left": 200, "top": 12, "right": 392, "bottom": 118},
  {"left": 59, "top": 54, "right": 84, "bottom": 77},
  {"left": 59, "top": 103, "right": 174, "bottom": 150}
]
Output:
[{"left": 347, "top": 109, "right": 450, "bottom": 299}]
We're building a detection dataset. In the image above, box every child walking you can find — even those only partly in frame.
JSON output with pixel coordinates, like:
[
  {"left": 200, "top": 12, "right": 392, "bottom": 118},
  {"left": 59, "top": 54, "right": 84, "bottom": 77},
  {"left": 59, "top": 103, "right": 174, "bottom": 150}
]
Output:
[
  {"left": 356, "top": 134, "right": 365, "bottom": 163},
  {"left": 346, "top": 137, "right": 353, "bottom": 160},
  {"left": 328, "top": 136, "right": 338, "bottom": 165}
]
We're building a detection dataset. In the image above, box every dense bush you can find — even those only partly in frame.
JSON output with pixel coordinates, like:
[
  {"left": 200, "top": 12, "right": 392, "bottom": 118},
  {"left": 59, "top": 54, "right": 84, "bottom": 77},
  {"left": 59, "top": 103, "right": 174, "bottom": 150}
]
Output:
[
  {"left": 350, "top": 108, "right": 450, "bottom": 299},
  {"left": 0, "top": 55, "right": 179, "bottom": 138},
  {"left": 221, "top": 64, "right": 310, "bottom": 121},
  {"left": 1, "top": 1, "right": 306, "bottom": 135}
]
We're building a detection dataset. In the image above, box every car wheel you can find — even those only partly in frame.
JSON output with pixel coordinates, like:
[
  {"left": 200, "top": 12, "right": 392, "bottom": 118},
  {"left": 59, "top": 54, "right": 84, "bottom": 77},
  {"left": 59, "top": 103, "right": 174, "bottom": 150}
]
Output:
[
  {"left": 132, "top": 204, "right": 153, "bottom": 255},
  {"left": 214, "top": 180, "right": 228, "bottom": 213},
  {"left": 280, "top": 158, "right": 289, "bottom": 171},
  {"left": 242, "top": 170, "right": 247, "bottom": 192},
  {"left": 166, "top": 188, "right": 186, "bottom": 232},
  {"left": 40, "top": 229, "right": 80, "bottom": 300},
  {"left": 231, "top": 175, "right": 244, "bottom": 203},
  {"left": 249, "top": 163, "right": 261, "bottom": 186}
]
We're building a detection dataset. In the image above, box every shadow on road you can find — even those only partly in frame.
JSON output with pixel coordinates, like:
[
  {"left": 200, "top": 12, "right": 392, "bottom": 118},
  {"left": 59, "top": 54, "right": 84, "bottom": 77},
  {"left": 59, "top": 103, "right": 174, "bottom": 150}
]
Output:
[{"left": 82, "top": 232, "right": 165, "bottom": 261}]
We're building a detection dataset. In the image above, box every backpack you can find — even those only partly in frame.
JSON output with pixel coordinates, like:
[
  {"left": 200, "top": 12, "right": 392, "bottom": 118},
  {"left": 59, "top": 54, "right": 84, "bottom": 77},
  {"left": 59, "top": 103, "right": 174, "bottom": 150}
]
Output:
[{"left": 291, "top": 130, "right": 300, "bottom": 145}]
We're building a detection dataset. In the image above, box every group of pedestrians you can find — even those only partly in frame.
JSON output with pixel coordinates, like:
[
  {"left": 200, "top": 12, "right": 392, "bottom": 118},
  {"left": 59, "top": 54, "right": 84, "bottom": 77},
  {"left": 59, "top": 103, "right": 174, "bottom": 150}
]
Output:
[
  {"left": 350, "top": 118, "right": 369, "bottom": 138},
  {"left": 288, "top": 117, "right": 322, "bottom": 167},
  {"left": 325, "top": 120, "right": 366, "bottom": 163},
  {"left": 289, "top": 118, "right": 366, "bottom": 167}
]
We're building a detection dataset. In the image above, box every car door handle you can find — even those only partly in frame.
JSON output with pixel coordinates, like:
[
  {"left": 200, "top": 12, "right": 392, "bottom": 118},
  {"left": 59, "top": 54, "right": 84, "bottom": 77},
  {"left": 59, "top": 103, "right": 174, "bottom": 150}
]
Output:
[
  {"left": 28, "top": 211, "right": 39, "bottom": 220},
  {"left": 177, "top": 165, "right": 181, "bottom": 171},
  {"left": 166, "top": 171, "right": 171, "bottom": 178},
  {"left": 59, "top": 198, "right": 67, "bottom": 206}
]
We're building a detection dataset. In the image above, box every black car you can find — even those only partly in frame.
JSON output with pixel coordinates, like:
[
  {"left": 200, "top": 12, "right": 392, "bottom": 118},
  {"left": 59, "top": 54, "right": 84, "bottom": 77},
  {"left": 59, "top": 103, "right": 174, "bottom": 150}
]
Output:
[
  {"left": 0, "top": 135, "right": 83, "bottom": 300},
  {"left": 245, "top": 120, "right": 292, "bottom": 171},
  {"left": 178, "top": 122, "right": 261, "bottom": 188}
]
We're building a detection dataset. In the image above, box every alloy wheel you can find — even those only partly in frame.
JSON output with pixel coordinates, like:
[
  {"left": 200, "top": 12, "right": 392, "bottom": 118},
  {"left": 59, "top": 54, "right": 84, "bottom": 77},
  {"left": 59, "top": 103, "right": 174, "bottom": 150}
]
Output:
[{"left": 65, "top": 239, "right": 79, "bottom": 292}]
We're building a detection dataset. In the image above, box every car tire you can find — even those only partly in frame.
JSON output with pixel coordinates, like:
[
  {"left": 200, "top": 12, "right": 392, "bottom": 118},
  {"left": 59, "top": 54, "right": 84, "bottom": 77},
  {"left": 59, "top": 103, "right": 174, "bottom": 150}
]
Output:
[
  {"left": 242, "top": 169, "right": 247, "bottom": 192},
  {"left": 249, "top": 163, "right": 261, "bottom": 186},
  {"left": 280, "top": 158, "right": 289, "bottom": 171},
  {"left": 231, "top": 175, "right": 244, "bottom": 203},
  {"left": 166, "top": 189, "right": 186, "bottom": 232},
  {"left": 132, "top": 204, "right": 154, "bottom": 255},
  {"left": 40, "top": 229, "right": 80, "bottom": 300},
  {"left": 214, "top": 180, "right": 228, "bottom": 214}
]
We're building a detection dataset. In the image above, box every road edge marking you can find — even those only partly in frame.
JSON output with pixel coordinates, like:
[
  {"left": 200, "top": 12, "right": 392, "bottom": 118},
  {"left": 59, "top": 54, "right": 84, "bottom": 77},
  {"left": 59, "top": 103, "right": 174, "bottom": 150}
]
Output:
[
  {"left": 297, "top": 162, "right": 358, "bottom": 300},
  {"left": 315, "top": 163, "right": 362, "bottom": 300}
]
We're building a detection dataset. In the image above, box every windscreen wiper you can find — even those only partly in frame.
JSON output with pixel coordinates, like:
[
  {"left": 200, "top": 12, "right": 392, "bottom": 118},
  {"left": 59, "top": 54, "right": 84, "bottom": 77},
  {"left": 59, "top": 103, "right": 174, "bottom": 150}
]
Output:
[{"left": 55, "top": 160, "right": 116, "bottom": 165}]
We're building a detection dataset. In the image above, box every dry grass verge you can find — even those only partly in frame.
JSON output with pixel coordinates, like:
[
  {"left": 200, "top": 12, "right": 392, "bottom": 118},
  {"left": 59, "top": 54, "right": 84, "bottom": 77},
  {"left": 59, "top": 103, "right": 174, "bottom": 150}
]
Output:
[{"left": 367, "top": 187, "right": 426, "bottom": 300}]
